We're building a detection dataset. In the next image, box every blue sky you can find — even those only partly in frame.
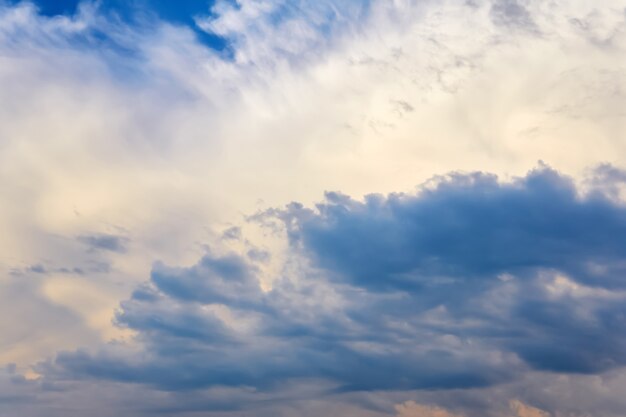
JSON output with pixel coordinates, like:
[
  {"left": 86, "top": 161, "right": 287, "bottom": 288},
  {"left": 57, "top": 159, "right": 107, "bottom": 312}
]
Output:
[
  {"left": 16, "top": 0, "right": 229, "bottom": 50},
  {"left": 20, "top": 0, "right": 215, "bottom": 22},
  {"left": 1, "top": 1, "right": 626, "bottom": 417}
]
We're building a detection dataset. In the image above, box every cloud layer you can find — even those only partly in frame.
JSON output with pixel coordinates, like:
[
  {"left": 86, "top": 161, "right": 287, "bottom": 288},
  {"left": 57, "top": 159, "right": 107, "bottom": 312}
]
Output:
[
  {"left": 30, "top": 166, "right": 626, "bottom": 416},
  {"left": 1, "top": 0, "right": 626, "bottom": 416}
]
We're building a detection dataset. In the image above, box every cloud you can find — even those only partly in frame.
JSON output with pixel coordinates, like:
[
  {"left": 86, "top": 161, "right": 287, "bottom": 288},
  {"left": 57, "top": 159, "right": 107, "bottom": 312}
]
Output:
[
  {"left": 35, "top": 166, "right": 626, "bottom": 415},
  {"left": 1, "top": 0, "right": 626, "bottom": 416},
  {"left": 0, "top": 276, "right": 99, "bottom": 368},
  {"left": 277, "top": 166, "right": 626, "bottom": 374},
  {"left": 282, "top": 165, "right": 626, "bottom": 291},
  {"left": 490, "top": 0, "right": 538, "bottom": 32},
  {"left": 510, "top": 400, "right": 550, "bottom": 417},
  {"left": 393, "top": 398, "right": 552, "bottom": 417},
  {"left": 77, "top": 233, "right": 128, "bottom": 253},
  {"left": 53, "top": 249, "right": 510, "bottom": 392},
  {"left": 395, "top": 401, "right": 464, "bottom": 417},
  {"left": 196, "top": 0, "right": 372, "bottom": 64},
  {"left": 0, "top": 367, "right": 38, "bottom": 414}
]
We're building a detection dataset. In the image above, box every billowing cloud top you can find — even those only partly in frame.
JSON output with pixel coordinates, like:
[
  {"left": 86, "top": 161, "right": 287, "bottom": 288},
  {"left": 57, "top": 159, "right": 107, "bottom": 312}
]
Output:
[{"left": 1, "top": 0, "right": 626, "bottom": 416}]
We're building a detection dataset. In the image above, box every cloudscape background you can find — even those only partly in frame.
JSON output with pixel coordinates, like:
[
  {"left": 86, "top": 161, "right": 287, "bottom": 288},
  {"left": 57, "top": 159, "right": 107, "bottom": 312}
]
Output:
[{"left": 1, "top": 0, "right": 626, "bottom": 416}]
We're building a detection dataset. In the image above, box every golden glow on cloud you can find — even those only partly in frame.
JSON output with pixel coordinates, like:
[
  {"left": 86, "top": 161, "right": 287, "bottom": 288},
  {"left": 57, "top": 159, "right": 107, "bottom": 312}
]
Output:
[
  {"left": 395, "top": 401, "right": 464, "bottom": 417},
  {"left": 510, "top": 400, "right": 550, "bottom": 417},
  {"left": 394, "top": 400, "right": 552, "bottom": 417}
]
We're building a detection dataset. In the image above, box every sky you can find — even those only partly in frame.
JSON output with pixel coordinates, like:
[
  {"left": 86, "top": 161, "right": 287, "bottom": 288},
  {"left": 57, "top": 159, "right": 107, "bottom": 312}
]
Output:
[{"left": 0, "top": 0, "right": 626, "bottom": 416}]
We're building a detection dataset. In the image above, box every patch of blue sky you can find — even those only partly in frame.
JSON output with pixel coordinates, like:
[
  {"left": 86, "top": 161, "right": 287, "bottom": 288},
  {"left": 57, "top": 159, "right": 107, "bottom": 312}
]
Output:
[{"left": 12, "top": 0, "right": 231, "bottom": 52}]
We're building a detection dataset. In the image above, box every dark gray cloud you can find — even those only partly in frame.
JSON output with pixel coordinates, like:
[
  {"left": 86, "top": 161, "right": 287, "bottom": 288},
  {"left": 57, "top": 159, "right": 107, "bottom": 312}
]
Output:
[
  {"left": 247, "top": 248, "right": 271, "bottom": 263},
  {"left": 43, "top": 166, "right": 626, "bottom": 414},
  {"left": 221, "top": 226, "right": 242, "bottom": 241},
  {"left": 77, "top": 234, "right": 128, "bottom": 254},
  {"left": 490, "top": 0, "right": 538, "bottom": 32},
  {"left": 50, "top": 256, "right": 513, "bottom": 394},
  {"left": 284, "top": 166, "right": 626, "bottom": 291}
]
